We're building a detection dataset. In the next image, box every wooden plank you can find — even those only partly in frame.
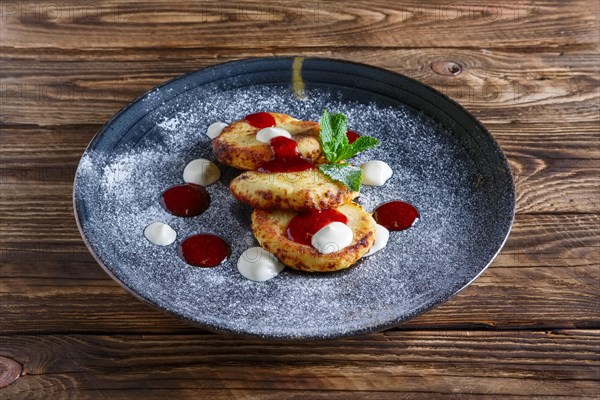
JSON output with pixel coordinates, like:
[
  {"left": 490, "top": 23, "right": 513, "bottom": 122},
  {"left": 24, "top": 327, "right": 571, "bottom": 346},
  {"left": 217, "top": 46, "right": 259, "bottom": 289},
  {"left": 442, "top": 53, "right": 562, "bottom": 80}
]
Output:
[
  {"left": 0, "top": 0, "right": 597, "bottom": 50},
  {"left": 1, "top": 122, "right": 599, "bottom": 215},
  {"left": 510, "top": 157, "right": 599, "bottom": 214},
  {"left": 0, "top": 214, "right": 597, "bottom": 334},
  {"left": 1, "top": 48, "right": 598, "bottom": 126},
  {"left": 0, "top": 176, "right": 598, "bottom": 240},
  {"left": 0, "top": 0, "right": 597, "bottom": 397},
  {"left": 0, "top": 330, "right": 598, "bottom": 399},
  {"left": 486, "top": 121, "right": 600, "bottom": 160},
  {"left": 2, "top": 121, "right": 598, "bottom": 163},
  {"left": 2, "top": 47, "right": 598, "bottom": 75}
]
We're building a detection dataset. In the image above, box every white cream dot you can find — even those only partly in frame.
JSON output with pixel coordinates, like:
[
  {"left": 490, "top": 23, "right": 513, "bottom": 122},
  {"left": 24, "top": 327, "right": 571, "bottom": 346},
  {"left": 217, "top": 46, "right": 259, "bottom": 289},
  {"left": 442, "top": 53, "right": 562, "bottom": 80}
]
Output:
[
  {"left": 144, "top": 222, "right": 177, "bottom": 246},
  {"left": 311, "top": 222, "right": 353, "bottom": 254},
  {"left": 183, "top": 158, "right": 220, "bottom": 186},
  {"left": 206, "top": 122, "right": 228, "bottom": 139},
  {"left": 364, "top": 224, "right": 390, "bottom": 257},
  {"left": 360, "top": 160, "right": 393, "bottom": 186},
  {"left": 256, "top": 127, "right": 291, "bottom": 143},
  {"left": 237, "top": 247, "right": 285, "bottom": 282}
]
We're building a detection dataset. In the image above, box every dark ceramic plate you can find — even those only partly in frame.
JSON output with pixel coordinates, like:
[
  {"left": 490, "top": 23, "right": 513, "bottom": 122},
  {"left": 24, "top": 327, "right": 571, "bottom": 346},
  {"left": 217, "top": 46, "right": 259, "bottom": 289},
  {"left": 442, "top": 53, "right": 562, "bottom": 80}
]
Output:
[{"left": 73, "top": 57, "right": 515, "bottom": 339}]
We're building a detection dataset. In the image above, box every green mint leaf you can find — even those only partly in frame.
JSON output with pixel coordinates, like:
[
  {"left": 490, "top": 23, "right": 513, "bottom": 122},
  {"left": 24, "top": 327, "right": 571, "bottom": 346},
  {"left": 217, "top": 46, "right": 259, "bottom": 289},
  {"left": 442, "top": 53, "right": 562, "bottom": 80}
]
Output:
[
  {"left": 319, "top": 110, "right": 380, "bottom": 162},
  {"left": 318, "top": 110, "right": 381, "bottom": 191},
  {"left": 319, "top": 163, "right": 363, "bottom": 192},
  {"left": 319, "top": 110, "right": 348, "bottom": 163},
  {"left": 338, "top": 136, "right": 380, "bottom": 160},
  {"left": 318, "top": 110, "right": 335, "bottom": 161}
]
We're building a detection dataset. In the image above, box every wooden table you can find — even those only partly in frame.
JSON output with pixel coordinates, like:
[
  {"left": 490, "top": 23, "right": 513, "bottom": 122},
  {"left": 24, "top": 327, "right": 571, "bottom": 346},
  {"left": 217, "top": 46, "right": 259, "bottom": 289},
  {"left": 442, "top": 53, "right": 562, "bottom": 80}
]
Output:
[{"left": 1, "top": 1, "right": 599, "bottom": 398}]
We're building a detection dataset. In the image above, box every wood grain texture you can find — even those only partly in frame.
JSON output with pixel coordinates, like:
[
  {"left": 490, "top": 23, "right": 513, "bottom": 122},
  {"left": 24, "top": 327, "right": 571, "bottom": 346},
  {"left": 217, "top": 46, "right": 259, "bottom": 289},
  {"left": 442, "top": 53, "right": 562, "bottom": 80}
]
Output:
[
  {"left": 0, "top": 213, "right": 597, "bottom": 334},
  {"left": 1, "top": 48, "right": 598, "bottom": 126},
  {"left": 1, "top": 0, "right": 598, "bottom": 50},
  {"left": 1, "top": 0, "right": 599, "bottom": 398},
  {"left": 0, "top": 330, "right": 598, "bottom": 399},
  {"left": 0, "top": 122, "right": 598, "bottom": 215}
]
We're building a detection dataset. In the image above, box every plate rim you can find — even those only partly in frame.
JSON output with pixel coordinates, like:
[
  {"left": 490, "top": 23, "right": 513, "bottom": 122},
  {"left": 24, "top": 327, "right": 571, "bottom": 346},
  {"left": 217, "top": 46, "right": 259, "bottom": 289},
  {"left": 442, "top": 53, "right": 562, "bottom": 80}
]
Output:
[{"left": 73, "top": 56, "right": 516, "bottom": 339}]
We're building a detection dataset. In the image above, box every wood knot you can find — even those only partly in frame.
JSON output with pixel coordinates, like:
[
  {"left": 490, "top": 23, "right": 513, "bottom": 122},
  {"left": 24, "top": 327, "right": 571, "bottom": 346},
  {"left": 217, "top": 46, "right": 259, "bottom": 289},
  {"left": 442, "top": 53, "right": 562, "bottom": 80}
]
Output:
[
  {"left": 431, "top": 61, "right": 462, "bottom": 76},
  {"left": 0, "top": 356, "right": 22, "bottom": 388}
]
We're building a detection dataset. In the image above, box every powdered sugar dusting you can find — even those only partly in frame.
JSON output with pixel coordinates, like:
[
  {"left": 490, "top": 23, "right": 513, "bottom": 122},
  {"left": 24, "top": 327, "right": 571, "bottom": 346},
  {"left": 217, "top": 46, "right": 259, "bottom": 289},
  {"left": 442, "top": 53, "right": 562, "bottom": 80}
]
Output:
[{"left": 75, "top": 80, "right": 512, "bottom": 339}]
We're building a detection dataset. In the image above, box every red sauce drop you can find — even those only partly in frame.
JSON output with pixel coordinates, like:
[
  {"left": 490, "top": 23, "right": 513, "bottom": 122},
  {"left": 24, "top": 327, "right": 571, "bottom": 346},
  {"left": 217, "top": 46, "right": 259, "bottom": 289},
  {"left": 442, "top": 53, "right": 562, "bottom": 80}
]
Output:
[
  {"left": 287, "top": 208, "right": 348, "bottom": 246},
  {"left": 178, "top": 234, "right": 230, "bottom": 267},
  {"left": 160, "top": 183, "right": 210, "bottom": 217},
  {"left": 258, "top": 136, "right": 314, "bottom": 173},
  {"left": 244, "top": 112, "right": 276, "bottom": 129},
  {"left": 373, "top": 201, "right": 419, "bottom": 231},
  {"left": 346, "top": 130, "right": 360, "bottom": 144},
  {"left": 270, "top": 135, "right": 298, "bottom": 158}
]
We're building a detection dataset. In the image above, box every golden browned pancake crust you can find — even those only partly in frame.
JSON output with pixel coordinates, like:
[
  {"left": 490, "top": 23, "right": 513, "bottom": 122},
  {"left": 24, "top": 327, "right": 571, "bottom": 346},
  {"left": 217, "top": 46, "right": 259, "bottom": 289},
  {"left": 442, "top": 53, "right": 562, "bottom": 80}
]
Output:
[
  {"left": 251, "top": 202, "right": 376, "bottom": 272},
  {"left": 212, "top": 112, "right": 324, "bottom": 170},
  {"left": 230, "top": 169, "right": 358, "bottom": 211}
]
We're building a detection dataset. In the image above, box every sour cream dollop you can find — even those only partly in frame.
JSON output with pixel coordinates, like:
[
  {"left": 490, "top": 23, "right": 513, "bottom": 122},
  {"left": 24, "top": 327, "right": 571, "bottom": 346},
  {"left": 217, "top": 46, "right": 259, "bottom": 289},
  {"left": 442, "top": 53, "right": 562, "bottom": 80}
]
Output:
[
  {"left": 206, "top": 122, "right": 228, "bottom": 139},
  {"left": 360, "top": 160, "right": 393, "bottom": 186},
  {"left": 256, "top": 127, "right": 291, "bottom": 143},
  {"left": 364, "top": 224, "right": 390, "bottom": 256},
  {"left": 237, "top": 247, "right": 285, "bottom": 282},
  {"left": 311, "top": 222, "right": 354, "bottom": 254},
  {"left": 144, "top": 222, "right": 177, "bottom": 246},
  {"left": 183, "top": 158, "right": 220, "bottom": 186}
]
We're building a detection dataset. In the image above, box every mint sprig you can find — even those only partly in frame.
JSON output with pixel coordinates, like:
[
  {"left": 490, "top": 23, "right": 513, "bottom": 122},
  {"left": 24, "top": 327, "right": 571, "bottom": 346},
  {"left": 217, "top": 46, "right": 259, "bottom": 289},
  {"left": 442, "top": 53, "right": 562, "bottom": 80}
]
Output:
[
  {"left": 319, "top": 163, "right": 363, "bottom": 192},
  {"left": 318, "top": 110, "right": 380, "bottom": 191},
  {"left": 319, "top": 110, "right": 380, "bottom": 163}
]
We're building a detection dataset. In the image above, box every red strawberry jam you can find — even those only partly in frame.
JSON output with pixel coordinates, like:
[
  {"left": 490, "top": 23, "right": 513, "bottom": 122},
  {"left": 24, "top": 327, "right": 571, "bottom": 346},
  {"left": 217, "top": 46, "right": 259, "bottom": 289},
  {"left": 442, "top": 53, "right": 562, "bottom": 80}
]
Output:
[
  {"left": 346, "top": 130, "right": 360, "bottom": 144},
  {"left": 245, "top": 112, "right": 276, "bottom": 129},
  {"left": 178, "top": 234, "right": 230, "bottom": 267},
  {"left": 287, "top": 208, "right": 348, "bottom": 246},
  {"left": 258, "top": 136, "right": 314, "bottom": 173},
  {"left": 160, "top": 183, "right": 210, "bottom": 217},
  {"left": 373, "top": 201, "right": 419, "bottom": 231}
]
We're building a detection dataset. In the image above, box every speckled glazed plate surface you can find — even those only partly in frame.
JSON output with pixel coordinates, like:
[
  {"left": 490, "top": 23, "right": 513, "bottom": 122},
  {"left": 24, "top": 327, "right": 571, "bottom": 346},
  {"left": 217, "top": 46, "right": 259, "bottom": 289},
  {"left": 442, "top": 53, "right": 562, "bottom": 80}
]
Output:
[{"left": 73, "top": 57, "right": 515, "bottom": 339}]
